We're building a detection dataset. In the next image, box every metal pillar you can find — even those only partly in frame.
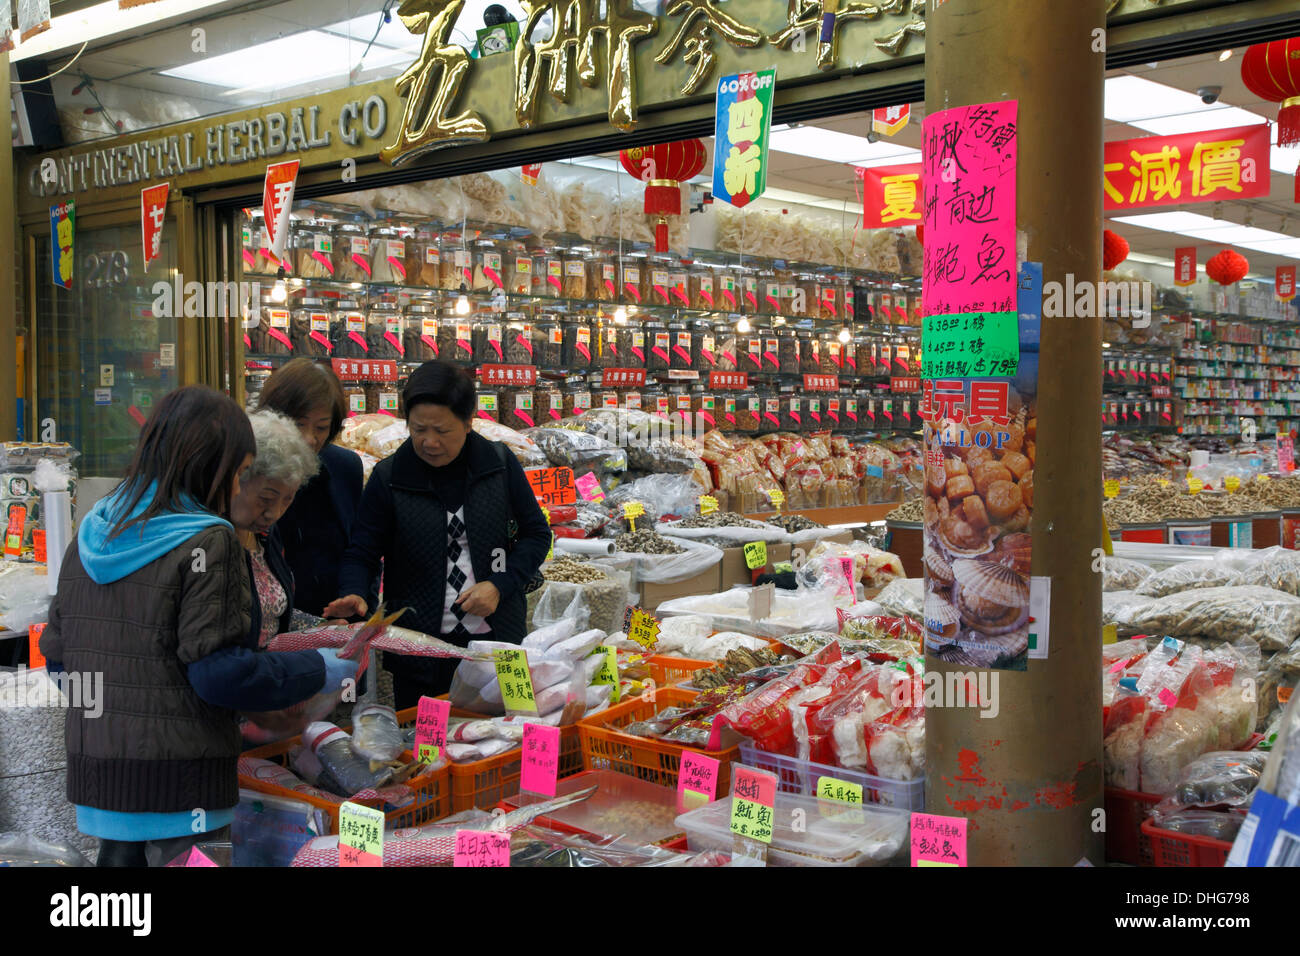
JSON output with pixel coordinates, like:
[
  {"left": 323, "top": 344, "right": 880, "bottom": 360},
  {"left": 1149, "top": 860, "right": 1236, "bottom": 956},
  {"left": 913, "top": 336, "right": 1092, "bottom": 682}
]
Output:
[{"left": 924, "top": 0, "right": 1106, "bottom": 866}]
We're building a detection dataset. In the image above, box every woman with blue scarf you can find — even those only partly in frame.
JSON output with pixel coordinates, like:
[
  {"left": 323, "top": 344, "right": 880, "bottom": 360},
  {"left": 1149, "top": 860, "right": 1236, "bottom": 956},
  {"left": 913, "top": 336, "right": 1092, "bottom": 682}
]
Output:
[{"left": 39, "top": 386, "right": 356, "bottom": 867}]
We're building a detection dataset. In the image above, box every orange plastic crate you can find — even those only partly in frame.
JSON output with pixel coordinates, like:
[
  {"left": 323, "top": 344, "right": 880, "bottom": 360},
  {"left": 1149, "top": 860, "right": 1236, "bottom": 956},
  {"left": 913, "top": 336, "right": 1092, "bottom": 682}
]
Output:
[
  {"left": 577, "top": 687, "right": 738, "bottom": 792},
  {"left": 1104, "top": 787, "right": 1161, "bottom": 866},
  {"left": 399, "top": 704, "right": 584, "bottom": 784},
  {"left": 1141, "top": 816, "right": 1236, "bottom": 867},
  {"left": 239, "top": 738, "right": 450, "bottom": 834},
  {"left": 646, "top": 655, "right": 713, "bottom": 688}
]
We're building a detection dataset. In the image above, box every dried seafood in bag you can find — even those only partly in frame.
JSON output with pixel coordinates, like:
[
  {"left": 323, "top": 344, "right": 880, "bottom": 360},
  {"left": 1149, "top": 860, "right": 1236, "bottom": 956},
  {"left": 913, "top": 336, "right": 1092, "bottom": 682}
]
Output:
[
  {"left": 1112, "top": 585, "right": 1300, "bottom": 652},
  {"left": 1136, "top": 560, "right": 1241, "bottom": 598},
  {"left": 1101, "top": 556, "right": 1154, "bottom": 592}
]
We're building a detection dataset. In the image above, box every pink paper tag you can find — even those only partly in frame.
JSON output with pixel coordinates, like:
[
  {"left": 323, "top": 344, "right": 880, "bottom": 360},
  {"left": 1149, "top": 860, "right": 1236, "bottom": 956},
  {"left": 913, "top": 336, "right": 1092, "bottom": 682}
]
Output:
[
  {"left": 678, "top": 752, "right": 721, "bottom": 813},
  {"left": 911, "top": 812, "right": 968, "bottom": 866},
  {"left": 415, "top": 695, "right": 450, "bottom": 758},
  {"left": 454, "top": 830, "right": 510, "bottom": 867},
  {"left": 575, "top": 472, "right": 604, "bottom": 502},
  {"left": 1158, "top": 687, "right": 1179, "bottom": 708},
  {"left": 520, "top": 723, "right": 561, "bottom": 797},
  {"left": 1107, "top": 657, "right": 1128, "bottom": 675},
  {"left": 732, "top": 765, "right": 777, "bottom": 807},
  {"left": 839, "top": 556, "right": 856, "bottom": 595}
]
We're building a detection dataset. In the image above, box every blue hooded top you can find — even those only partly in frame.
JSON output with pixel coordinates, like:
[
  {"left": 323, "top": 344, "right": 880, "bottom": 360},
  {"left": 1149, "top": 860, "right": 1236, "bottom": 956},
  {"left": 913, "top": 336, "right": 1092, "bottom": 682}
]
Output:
[{"left": 77, "top": 480, "right": 229, "bottom": 584}]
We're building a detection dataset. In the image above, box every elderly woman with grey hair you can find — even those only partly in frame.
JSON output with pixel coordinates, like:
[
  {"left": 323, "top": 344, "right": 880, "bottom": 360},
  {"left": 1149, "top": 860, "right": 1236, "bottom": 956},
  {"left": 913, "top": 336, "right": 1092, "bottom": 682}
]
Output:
[{"left": 230, "top": 410, "right": 321, "bottom": 648}]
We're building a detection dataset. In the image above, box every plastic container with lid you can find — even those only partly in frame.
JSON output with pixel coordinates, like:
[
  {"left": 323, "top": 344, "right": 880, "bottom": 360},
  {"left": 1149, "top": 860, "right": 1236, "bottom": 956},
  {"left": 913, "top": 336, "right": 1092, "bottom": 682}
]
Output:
[
  {"left": 594, "top": 260, "right": 619, "bottom": 303},
  {"left": 647, "top": 262, "right": 673, "bottom": 307},
  {"left": 535, "top": 316, "right": 564, "bottom": 368},
  {"left": 645, "top": 321, "right": 671, "bottom": 371},
  {"left": 820, "top": 332, "right": 843, "bottom": 375},
  {"left": 777, "top": 328, "right": 800, "bottom": 375},
  {"left": 691, "top": 389, "right": 718, "bottom": 435},
  {"left": 369, "top": 226, "right": 412, "bottom": 285},
  {"left": 691, "top": 267, "right": 717, "bottom": 311},
  {"left": 716, "top": 269, "right": 740, "bottom": 313},
  {"left": 240, "top": 215, "right": 268, "bottom": 275},
  {"left": 257, "top": 301, "right": 293, "bottom": 357},
  {"left": 505, "top": 770, "right": 684, "bottom": 847},
  {"left": 843, "top": 285, "right": 856, "bottom": 324},
  {"left": 695, "top": 320, "right": 718, "bottom": 372},
  {"left": 675, "top": 787, "right": 908, "bottom": 866},
  {"left": 334, "top": 222, "right": 372, "bottom": 283},
  {"left": 782, "top": 393, "right": 804, "bottom": 432},
  {"left": 778, "top": 272, "right": 800, "bottom": 317},
  {"left": 447, "top": 318, "right": 475, "bottom": 364},
  {"left": 502, "top": 384, "right": 537, "bottom": 430},
  {"left": 740, "top": 272, "right": 760, "bottom": 314},
  {"left": 292, "top": 298, "right": 334, "bottom": 357},
  {"left": 825, "top": 391, "right": 845, "bottom": 431},
  {"left": 762, "top": 326, "right": 781, "bottom": 373},
  {"left": 475, "top": 385, "right": 501, "bottom": 423},
  {"left": 806, "top": 393, "right": 825, "bottom": 430},
  {"left": 622, "top": 389, "right": 643, "bottom": 412},
  {"left": 366, "top": 382, "right": 401, "bottom": 418},
  {"left": 719, "top": 394, "right": 738, "bottom": 432},
  {"left": 405, "top": 302, "right": 440, "bottom": 361},
  {"left": 644, "top": 385, "right": 672, "bottom": 421},
  {"left": 473, "top": 318, "right": 506, "bottom": 365},
  {"left": 817, "top": 282, "right": 843, "bottom": 322},
  {"left": 800, "top": 330, "right": 821, "bottom": 374},
  {"left": 713, "top": 325, "right": 739, "bottom": 371},
  {"left": 668, "top": 269, "right": 691, "bottom": 309},
  {"left": 668, "top": 385, "right": 693, "bottom": 430},
  {"left": 562, "top": 253, "right": 588, "bottom": 300},
  {"left": 291, "top": 220, "right": 335, "bottom": 280},
  {"left": 844, "top": 393, "right": 861, "bottom": 432},
  {"left": 366, "top": 300, "right": 405, "bottom": 360},
  {"left": 741, "top": 328, "right": 764, "bottom": 374},
  {"left": 444, "top": 239, "right": 474, "bottom": 291},
  {"left": 593, "top": 386, "right": 620, "bottom": 410},
  {"left": 412, "top": 231, "right": 443, "bottom": 288},
  {"left": 563, "top": 316, "right": 594, "bottom": 369},
  {"left": 537, "top": 383, "right": 565, "bottom": 424},
  {"left": 472, "top": 239, "right": 505, "bottom": 293},
  {"left": 620, "top": 261, "right": 646, "bottom": 306},
  {"left": 669, "top": 322, "right": 694, "bottom": 369},
  {"left": 761, "top": 390, "right": 782, "bottom": 432},
  {"left": 795, "top": 275, "right": 818, "bottom": 318},
  {"left": 626, "top": 326, "right": 647, "bottom": 368},
  {"left": 757, "top": 271, "right": 781, "bottom": 316},
  {"left": 832, "top": 335, "right": 852, "bottom": 376},
  {"left": 332, "top": 299, "right": 368, "bottom": 359},
  {"left": 504, "top": 314, "right": 538, "bottom": 366},
  {"left": 739, "top": 391, "right": 762, "bottom": 433},
  {"left": 505, "top": 247, "right": 534, "bottom": 295},
  {"left": 537, "top": 252, "right": 566, "bottom": 299}
]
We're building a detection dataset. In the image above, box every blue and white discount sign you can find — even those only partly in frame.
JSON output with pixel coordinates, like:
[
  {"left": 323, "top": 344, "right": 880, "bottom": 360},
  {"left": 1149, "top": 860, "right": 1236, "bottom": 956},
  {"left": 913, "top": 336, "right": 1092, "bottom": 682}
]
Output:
[{"left": 713, "top": 69, "right": 776, "bottom": 209}]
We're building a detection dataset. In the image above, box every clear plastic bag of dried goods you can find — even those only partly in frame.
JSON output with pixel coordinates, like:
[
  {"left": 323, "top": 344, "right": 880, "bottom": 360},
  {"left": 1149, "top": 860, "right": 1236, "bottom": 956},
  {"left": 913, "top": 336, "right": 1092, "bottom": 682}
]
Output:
[
  {"left": 1152, "top": 809, "right": 1246, "bottom": 842},
  {"left": 1226, "top": 690, "right": 1300, "bottom": 866},
  {"left": 871, "top": 577, "right": 923, "bottom": 622},
  {"left": 0, "top": 832, "right": 88, "bottom": 867},
  {"left": 349, "top": 703, "right": 403, "bottom": 763},
  {"left": 526, "top": 426, "right": 628, "bottom": 474},
  {"left": 1235, "top": 546, "right": 1300, "bottom": 596},
  {"left": 1101, "top": 556, "right": 1155, "bottom": 592},
  {"left": 1113, "top": 585, "right": 1300, "bottom": 652},
  {"left": 1136, "top": 559, "right": 1241, "bottom": 598},
  {"left": 531, "top": 572, "right": 632, "bottom": 637},
  {"left": 1151, "top": 750, "right": 1269, "bottom": 820},
  {"left": 604, "top": 536, "right": 724, "bottom": 585},
  {"left": 603, "top": 473, "right": 707, "bottom": 524}
]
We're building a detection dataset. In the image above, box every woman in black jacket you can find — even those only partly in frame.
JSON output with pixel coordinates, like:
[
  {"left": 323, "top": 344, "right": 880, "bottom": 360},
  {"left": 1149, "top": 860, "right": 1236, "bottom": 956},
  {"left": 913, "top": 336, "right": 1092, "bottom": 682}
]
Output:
[
  {"left": 326, "top": 361, "right": 551, "bottom": 708},
  {"left": 256, "top": 358, "right": 372, "bottom": 617}
]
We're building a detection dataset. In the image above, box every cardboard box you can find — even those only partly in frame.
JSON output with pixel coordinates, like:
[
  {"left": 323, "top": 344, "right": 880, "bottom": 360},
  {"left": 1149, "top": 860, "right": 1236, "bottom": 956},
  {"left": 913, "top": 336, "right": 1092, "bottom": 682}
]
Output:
[
  {"left": 719, "top": 541, "right": 792, "bottom": 588},
  {"left": 637, "top": 563, "right": 723, "bottom": 614}
]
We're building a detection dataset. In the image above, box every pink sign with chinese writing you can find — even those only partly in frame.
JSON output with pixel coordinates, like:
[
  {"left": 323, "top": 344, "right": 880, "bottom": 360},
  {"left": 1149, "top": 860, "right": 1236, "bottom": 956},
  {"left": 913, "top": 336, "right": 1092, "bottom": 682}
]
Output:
[
  {"left": 921, "top": 100, "right": 1018, "bottom": 316},
  {"left": 678, "top": 752, "right": 721, "bottom": 812},
  {"left": 910, "top": 812, "right": 968, "bottom": 867},
  {"left": 732, "top": 765, "right": 777, "bottom": 807},
  {"left": 454, "top": 830, "right": 511, "bottom": 867},
  {"left": 520, "top": 722, "right": 561, "bottom": 796}
]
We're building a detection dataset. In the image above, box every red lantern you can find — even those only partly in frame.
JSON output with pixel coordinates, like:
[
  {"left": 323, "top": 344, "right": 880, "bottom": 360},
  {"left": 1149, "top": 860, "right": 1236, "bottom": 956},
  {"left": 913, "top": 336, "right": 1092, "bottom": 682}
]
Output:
[
  {"left": 1241, "top": 37, "right": 1300, "bottom": 200},
  {"left": 619, "top": 139, "right": 708, "bottom": 252},
  {"left": 1103, "top": 229, "right": 1129, "bottom": 271},
  {"left": 1205, "top": 249, "right": 1249, "bottom": 286}
]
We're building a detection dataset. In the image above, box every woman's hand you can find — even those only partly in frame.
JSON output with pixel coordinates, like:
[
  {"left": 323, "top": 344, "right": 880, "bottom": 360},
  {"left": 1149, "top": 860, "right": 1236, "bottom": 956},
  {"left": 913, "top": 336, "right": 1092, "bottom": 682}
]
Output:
[
  {"left": 323, "top": 594, "right": 368, "bottom": 620},
  {"left": 455, "top": 581, "right": 500, "bottom": 618}
]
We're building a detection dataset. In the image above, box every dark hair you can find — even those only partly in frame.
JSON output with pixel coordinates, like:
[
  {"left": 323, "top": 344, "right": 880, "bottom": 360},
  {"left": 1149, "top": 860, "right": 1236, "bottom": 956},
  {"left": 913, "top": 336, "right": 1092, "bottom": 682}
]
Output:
[
  {"left": 111, "top": 385, "right": 256, "bottom": 538},
  {"left": 402, "top": 360, "right": 476, "bottom": 421},
  {"left": 256, "top": 358, "right": 348, "bottom": 444}
]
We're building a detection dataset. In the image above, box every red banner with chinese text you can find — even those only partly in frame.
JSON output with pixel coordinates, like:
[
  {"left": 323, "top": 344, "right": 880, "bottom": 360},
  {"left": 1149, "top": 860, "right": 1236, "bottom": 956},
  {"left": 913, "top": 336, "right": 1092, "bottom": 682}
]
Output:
[
  {"left": 857, "top": 162, "right": 923, "bottom": 228},
  {"left": 1278, "top": 266, "right": 1296, "bottom": 302},
  {"left": 1103, "top": 125, "right": 1270, "bottom": 211},
  {"left": 1174, "top": 246, "right": 1196, "bottom": 286}
]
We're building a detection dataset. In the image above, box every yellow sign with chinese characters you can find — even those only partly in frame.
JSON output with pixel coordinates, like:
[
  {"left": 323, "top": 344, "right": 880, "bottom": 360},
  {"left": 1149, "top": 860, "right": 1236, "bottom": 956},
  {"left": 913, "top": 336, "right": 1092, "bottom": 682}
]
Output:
[
  {"left": 699, "top": 495, "right": 719, "bottom": 515},
  {"left": 494, "top": 648, "right": 539, "bottom": 714}
]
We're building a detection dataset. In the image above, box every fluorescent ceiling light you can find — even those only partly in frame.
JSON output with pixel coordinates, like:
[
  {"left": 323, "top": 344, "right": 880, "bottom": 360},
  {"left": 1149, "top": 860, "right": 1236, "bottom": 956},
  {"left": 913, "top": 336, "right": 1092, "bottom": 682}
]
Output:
[
  {"left": 1126, "top": 253, "right": 1178, "bottom": 267},
  {"left": 319, "top": 13, "right": 425, "bottom": 53},
  {"left": 11, "top": 0, "right": 233, "bottom": 61},
  {"left": 161, "top": 31, "right": 410, "bottom": 92},
  {"left": 767, "top": 125, "right": 918, "bottom": 166},
  {"left": 1237, "top": 238, "right": 1300, "bottom": 258},
  {"left": 1111, "top": 211, "right": 1230, "bottom": 233},
  {"left": 1112, "top": 211, "right": 1300, "bottom": 259},
  {"left": 1104, "top": 76, "right": 1268, "bottom": 136}
]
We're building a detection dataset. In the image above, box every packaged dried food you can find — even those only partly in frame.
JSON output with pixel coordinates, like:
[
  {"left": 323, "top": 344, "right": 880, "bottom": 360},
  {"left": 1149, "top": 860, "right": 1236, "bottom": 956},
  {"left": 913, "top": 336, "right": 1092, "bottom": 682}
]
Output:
[
  {"left": 839, "top": 336, "right": 856, "bottom": 377},
  {"left": 291, "top": 220, "right": 335, "bottom": 280},
  {"left": 691, "top": 268, "right": 717, "bottom": 310},
  {"left": 334, "top": 222, "right": 372, "bottom": 283},
  {"left": 781, "top": 395, "right": 805, "bottom": 433},
  {"left": 333, "top": 299, "right": 368, "bottom": 359},
  {"left": 648, "top": 262, "right": 673, "bottom": 306},
  {"left": 742, "top": 272, "right": 761, "bottom": 314},
  {"left": 620, "top": 261, "right": 646, "bottom": 305},
  {"left": 562, "top": 254, "right": 588, "bottom": 299},
  {"left": 778, "top": 273, "right": 800, "bottom": 316},
  {"left": 1113, "top": 585, "right": 1300, "bottom": 651},
  {"left": 292, "top": 299, "right": 334, "bottom": 357},
  {"left": 669, "top": 386, "right": 693, "bottom": 430},
  {"left": 536, "top": 384, "right": 565, "bottom": 424},
  {"left": 777, "top": 328, "right": 800, "bottom": 375},
  {"left": 646, "top": 321, "right": 671, "bottom": 371},
  {"left": 239, "top": 216, "right": 265, "bottom": 274},
  {"left": 1151, "top": 750, "right": 1268, "bottom": 820},
  {"left": 669, "top": 322, "right": 694, "bottom": 369},
  {"left": 536, "top": 317, "right": 564, "bottom": 368},
  {"left": 563, "top": 316, "right": 593, "bottom": 369},
  {"left": 404, "top": 302, "right": 440, "bottom": 361},
  {"left": 473, "top": 319, "right": 506, "bottom": 365},
  {"left": 472, "top": 240, "right": 505, "bottom": 293},
  {"left": 692, "top": 390, "right": 718, "bottom": 433},
  {"left": 1134, "top": 560, "right": 1232, "bottom": 597},
  {"left": 343, "top": 384, "right": 367, "bottom": 417},
  {"left": 594, "top": 261, "right": 619, "bottom": 302},
  {"left": 669, "top": 270, "right": 691, "bottom": 309},
  {"left": 366, "top": 301, "right": 405, "bottom": 360},
  {"left": 475, "top": 386, "right": 501, "bottom": 423},
  {"left": 741, "top": 331, "right": 764, "bottom": 374},
  {"left": 695, "top": 321, "right": 718, "bottom": 371},
  {"left": 412, "top": 231, "right": 442, "bottom": 288},
  {"left": 844, "top": 286, "right": 856, "bottom": 323},
  {"left": 369, "top": 226, "right": 412, "bottom": 285},
  {"left": 505, "top": 248, "right": 534, "bottom": 295},
  {"left": 820, "top": 332, "right": 842, "bottom": 375},
  {"left": 622, "top": 326, "right": 646, "bottom": 368},
  {"left": 806, "top": 394, "right": 825, "bottom": 429},
  {"left": 504, "top": 315, "right": 538, "bottom": 366},
  {"left": 528, "top": 426, "right": 625, "bottom": 474},
  {"left": 755, "top": 271, "right": 778, "bottom": 315},
  {"left": 502, "top": 385, "right": 537, "bottom": 431},
  {"left": 445, "top": 243, "right": 474, "bottom": 291}
]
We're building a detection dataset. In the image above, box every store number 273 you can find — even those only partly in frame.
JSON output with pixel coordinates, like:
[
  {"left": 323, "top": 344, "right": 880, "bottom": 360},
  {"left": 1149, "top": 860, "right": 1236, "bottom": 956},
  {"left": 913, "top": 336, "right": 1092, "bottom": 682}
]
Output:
[{"left": 82, "top": 250, "right": 131, "bottom": 289}]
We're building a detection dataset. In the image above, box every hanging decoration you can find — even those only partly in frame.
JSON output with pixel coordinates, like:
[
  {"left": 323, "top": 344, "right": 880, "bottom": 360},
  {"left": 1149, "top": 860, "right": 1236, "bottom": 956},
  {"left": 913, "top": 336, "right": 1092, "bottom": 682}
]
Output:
[
  {"left": 1102, "top": 229, "right": 1129, "bottom": 271},
  {"left": 1241, "top": 36, "right": 1300, "bottom": 199},
  {"left": 1205, "top": 248, "right": 1249, "bottom": 285},
  {"left": 619, "top": 138, "right": 707, "bottom": 252}
]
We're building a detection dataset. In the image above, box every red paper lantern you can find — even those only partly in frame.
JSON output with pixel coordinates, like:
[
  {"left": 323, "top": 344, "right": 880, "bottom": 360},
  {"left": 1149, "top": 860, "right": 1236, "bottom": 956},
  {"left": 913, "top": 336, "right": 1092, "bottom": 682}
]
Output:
[
  {"left": 1205, "top": 249, "right": 1250, "bottom": 286},
  {"left": 619, "top": 139, "right": 707, "bottom": 252},
  {"left": 1241, "top": 38, "right": 1300, "bottom": 200},
  {"left": 1103, "top": 229, "right": 1129, "bottom": 271}
]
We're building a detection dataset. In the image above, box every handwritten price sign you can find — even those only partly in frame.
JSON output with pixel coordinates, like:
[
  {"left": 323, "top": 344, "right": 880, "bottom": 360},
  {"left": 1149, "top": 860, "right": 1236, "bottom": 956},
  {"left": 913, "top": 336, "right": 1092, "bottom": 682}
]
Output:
[
  {"left": 910, "top": 812, "right": 968, "bottom": 867},
  {"left": 744, "top": 541, "right": 768, "bottom": 570},
  {"left": 521, "top": 722, "right": 560, "bottom": 797},
  {"left": 338, "top": 802, "right": 385, "bottom": 867},
  {"left": 414, "top": 695, "right": 450, "bottom": 764},
  {"left": 454, "top": 830, "right": 510, "bottom": 868},
  {"left": 730, "top": 766, "right": 777, "bottom": 844},
  {"left": 678, "top": 752, "right": 721, "bottom": 813},
  {"left": 494, "top": 648, "right": 538, "bottom": 714},
  {"left": 624, "top": 607, "right": 661, "bottom": 651}
]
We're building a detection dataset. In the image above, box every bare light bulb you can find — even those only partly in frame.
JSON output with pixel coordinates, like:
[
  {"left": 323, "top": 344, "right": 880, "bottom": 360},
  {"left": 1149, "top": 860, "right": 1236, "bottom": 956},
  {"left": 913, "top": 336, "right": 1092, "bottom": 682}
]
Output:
[
  {"left": 270, "top": 280, "right": 287, "bottom": 303},
  {"left": 1218, "top": 48, "right": 1233, "bottom": 61},
  {"left": 736, "top": 317, "right": 751, "bottom": 333},
  {"left": 456, "top": 293, "right": 471, "bottom": 316},
  {"left": 838, "top": 327, "right": 851, "bottom": 344},
  {"left": 614, "top": 306, "right": 628, "bottom": 324}
]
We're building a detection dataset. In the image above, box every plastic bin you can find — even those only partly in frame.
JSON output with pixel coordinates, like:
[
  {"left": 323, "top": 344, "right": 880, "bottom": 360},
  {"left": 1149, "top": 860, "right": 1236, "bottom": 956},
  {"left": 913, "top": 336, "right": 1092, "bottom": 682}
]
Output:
[
  {"left": 676, "top": 786, "right": 910, "bottom": 866},
  {"left": 449, "top": 748, "right": 523, "bottom": 812},
  {"left": 1104, "top": 786, "right": 1160, "bottom": 865},
  {"left": 399, "top": 703, "right": 584, "bottom": 780},
  {"left": 497, "top": 769, "right": 685, "bottom": 846},
  {"left": 1141, "top": 816, "right": 1235, "bottom": 867},
  {"left": 646, "top": 655, "right": 713, "bottom": 688},
  {"left": 738, "top": 743, "right": 925, "bottom": 810},
  {"left": 577, "top": 687, "right": 738, "bottom": 792}
]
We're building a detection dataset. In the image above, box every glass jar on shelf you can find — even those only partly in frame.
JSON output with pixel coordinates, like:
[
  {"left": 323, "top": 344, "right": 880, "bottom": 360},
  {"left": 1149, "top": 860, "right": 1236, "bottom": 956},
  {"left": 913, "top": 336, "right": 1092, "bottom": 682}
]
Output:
[
  {"left": 817, "top": 281, "right": 842, "bottom": 322},
  {"left": 343, "top": 381, "right": 368, "bottom": 417},
  {"left": 594, "top": 385, "right": 620, "bottom": 411},
  {"left": 713, "top": 323, "right": 738, "bottom": 371},
  {"left": 536, "top": 381, "right": 565, "bottom": 424},
  {"left": 669, "top": 268, "right": 691, "bottom": 309},
  {"left": 563, "top": 381, "right": 592, "bottom": 419},
  {"left": 797, "top": 275, "right": 820, "bottom": 319},
  {"left": 739, "top": 269, "right": 760, "bottom": 314},
  {"left": 717, "top": 268, "right": 739, "bottom": 313},
  {"left": 333, "top": 298, "right": 368, "bottom": 359},
  {"left": 668, "top": 384, "right": 693, "bottom": 430},
  {"left": 505, "top": 313, "right": 539, "bottom": 366},
  {"left": 538, "top": 251, "right": 566, "bottom": 298},
  {"left": 620, "top": 259, "right": 646, "bottom": 306},
  {"left": 691, "top": 266, "right": 717, "bottom": 311},
  {"left": 757, "top": 269, "right": 780, "bottom": 316},
  {"left": 405, "top": 301, "right": 440, "bottom": 361},
  {"left": 644, "top": 384, "right": 671, "bottom": 422},
  {"left": 836, "top": 333, "right": 854, "bottom": 377},
  {"left": 760, "top": 387, "right": 783, "bottom": 433},
  {"left": 762, "top": 325, "right": 781, "bottom": 374},
  {"left": 592, "top": 319, "right": 618, "bottom": 369},
  {"left": 563, "top": 315, "right": 593, "bottom": 370},
  {"left": 241, "top": 215, "right": 269, "bottom": 275},
  {"left": 291, "top": 220, "right": 335, "bottom": 281},
  {"left": 781, "top": 392, "right": 804, "bottom": 432},
  {"left": 694, "top": 319, "right": 717, "bottom": 372},
  {"left": 669, "top": 321, "right": 693, "bottom": 370},
  {"left": 445, "top": 316, "right": 474, "bottom": 364},
  {"left": 806, "top": 392, "right": 826, "bottom": 431},
  {"left": 778, "top": 271, "right": 800, "bottom": 317},
  {"left": 690, "top": 387, "right": 717, "bottom": 435},
  {"left": 366, "top": 299, "right": 405, "bottom": 360},
  {"left": 292, "top": 297, "right": 334, "bottom": 357},
  {"left": 412, "top": 230, "right": 442, "bottom": 288},
  {"left": 645, "top": 320, "right": 671, "bottom": 371},
  {"left": 843, "top": 284, "right": 856, "bottom": 323},
  {"left": 563, "top": 252, "right": 589, "bottom": 299},
  {"left": 777, "top": 327, "right": 800, "bottom": 375},
  {"left": 648, "top": 260, "right": 673, "bottom": 307},
  {"left": 474, "top": 317, "right": 506, "bottom": 365},
  {"left": 369, "top": 225, "right": 411, "bottom": 285},
  {"left": 797, "top": 329, "right": 819, "bottom": 374},
  {"left": 443, "top": 235, "right": 473, "bottom": 291},
  {"left": 741, "top": 323, "right": 765, "bottom": 375},
  {"left": 502, "top": 382, "right": 538, "bottom": 430},
  {"left": 818, "top": 331, "right": 840, "bottom": 376},
  {"left": 500, "top": 242, "right": 531, "bottom": 295},
  {"left": 593, "top": 256, "right": 618, "bottom": 303},
  {"left": 472, "top": 238, "right": 505, "bottom": 294},
  {"left": 364, "top": 382, "right": 401, "bottom": 418},
  {"left": 535, "top": 315, "right": 564, "bottom": 369},
  {"left": 255, "top": 297, "right": 293, "bottom": 357},
  {"left": 622, "top": 388, "right": 643, "bottom": 412},
  {"left": 334, "top": 222, "right": 372, "bottom": 283},
  {"left": 475, "top": 384, "right": 501, "bottom": 423}
]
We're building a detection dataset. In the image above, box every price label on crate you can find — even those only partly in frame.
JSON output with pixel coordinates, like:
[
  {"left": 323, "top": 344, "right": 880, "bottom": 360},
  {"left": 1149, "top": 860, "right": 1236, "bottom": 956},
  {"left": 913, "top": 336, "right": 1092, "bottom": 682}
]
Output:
[
  {"left": 591, "top": 645, "right": 620, "bottom": 703},
  {"left": 699, "top": 495, "right": 718, "bottom": 516},
  {"left": 730, "top": 766, "right": 777, "bottom": 844},
  {"left": 678, "top": 752, "right": 721, "bottom": 813},
  {"left": 744, "top": 541, "right": 768, "bottom": 570},
  {"left": 338, "top": 801, "right": 385, "bottom": 867},
  {"left": 493, "top": 648, "right": 539, "bottom": 714},
  {"left": 1187, "top": 476, "right": 1204, "bottom": 494},
  {"left": 1103, "top": 479, "right": 1120, "bottom": 498},
  {"left": 768, "top": 489, "right": 785, "bottom": 513},
  {"left": 623, "top": 501, "right": 645, "bottom": 531},
  {"left": 624, "top": 607, "right": 661, "bottom": 651},
  {"left": 911, "top": 812, "right": 967, "bottom": 867},
  {"left": 454, "top": 830, "right": 510, "bottom": 868},
  {"left": 414, "top": 695, "right": 450, "bottom": 764},
  {"left": 1225, "top": 476, "right": 1241, "bottom": 493},
  {"left": 521, "top": 723, "right": 560, "bottom": 797}
]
